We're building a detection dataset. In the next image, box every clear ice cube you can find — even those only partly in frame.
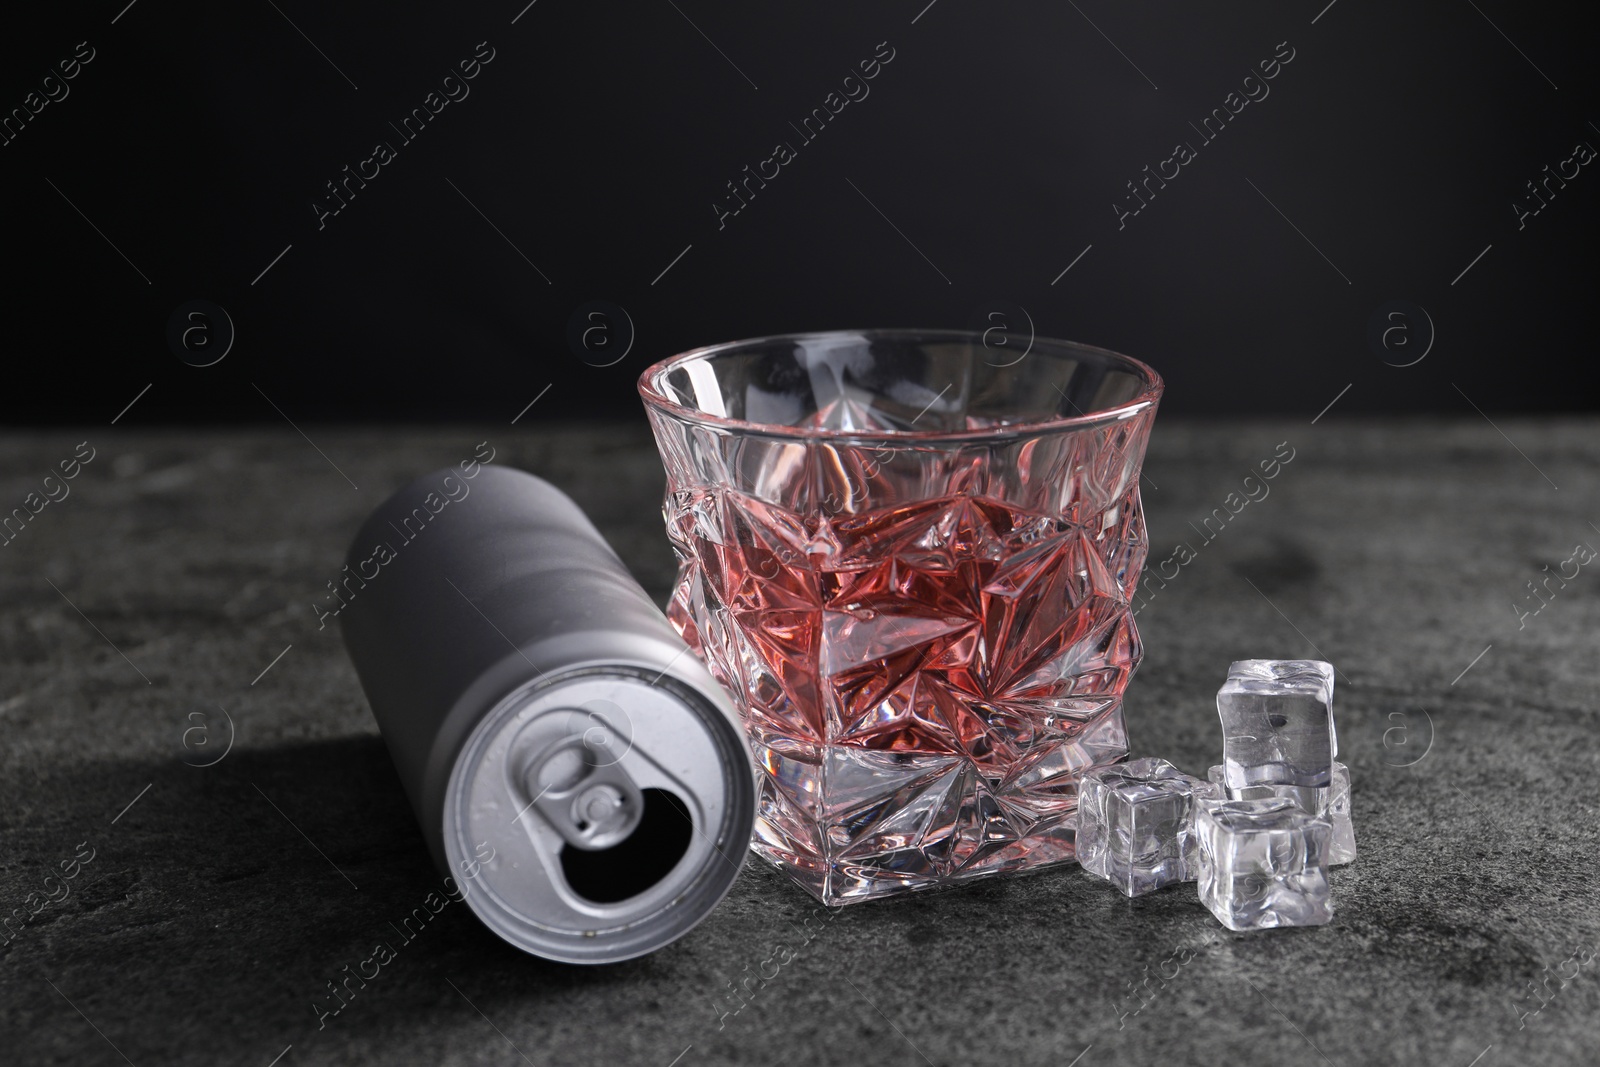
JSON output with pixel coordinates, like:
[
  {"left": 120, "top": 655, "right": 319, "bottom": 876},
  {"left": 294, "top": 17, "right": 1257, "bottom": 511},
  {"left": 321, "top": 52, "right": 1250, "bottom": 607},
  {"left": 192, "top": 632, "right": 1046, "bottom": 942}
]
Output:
[
  {"left": 1325, "top": 760, "right": 1355, "bottom": 865},
  {"left": 1077, "top": 757, "right": 1221, "bottom": 897},
  {"left": 1216, "top": 659, "right": 1336, "bottom": 790},
  {"left": 1206, "top": 762, "right": 1355, "bottom": 866},
  {"left": 1194, "top": 796, "right": 1332, "bottom": 931}
]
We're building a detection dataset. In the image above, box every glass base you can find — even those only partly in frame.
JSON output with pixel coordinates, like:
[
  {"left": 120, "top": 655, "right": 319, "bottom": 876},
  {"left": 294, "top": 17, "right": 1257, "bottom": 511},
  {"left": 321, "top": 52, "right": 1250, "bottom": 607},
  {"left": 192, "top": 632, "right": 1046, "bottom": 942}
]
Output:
[{"left": 747, "top": 705, "right": 1127, "bottom": 905}]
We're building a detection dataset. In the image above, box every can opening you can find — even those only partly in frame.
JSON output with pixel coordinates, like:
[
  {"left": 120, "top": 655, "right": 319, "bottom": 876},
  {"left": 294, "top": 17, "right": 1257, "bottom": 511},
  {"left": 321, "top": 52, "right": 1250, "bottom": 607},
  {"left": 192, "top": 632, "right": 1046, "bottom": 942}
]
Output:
[
  {"left": 559, "top": 788, "right": 695, "bottom": 904},
  {"left": 445, "top": 665, "right": 754, "bottom": 962}
]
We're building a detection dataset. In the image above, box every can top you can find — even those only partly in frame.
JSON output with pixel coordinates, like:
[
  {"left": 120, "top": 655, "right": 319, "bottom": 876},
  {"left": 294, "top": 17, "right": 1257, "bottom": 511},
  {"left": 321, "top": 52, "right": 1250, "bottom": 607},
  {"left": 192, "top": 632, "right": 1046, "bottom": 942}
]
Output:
[{"left": 444, "top": 660, "right": 753, "bottom": 964}]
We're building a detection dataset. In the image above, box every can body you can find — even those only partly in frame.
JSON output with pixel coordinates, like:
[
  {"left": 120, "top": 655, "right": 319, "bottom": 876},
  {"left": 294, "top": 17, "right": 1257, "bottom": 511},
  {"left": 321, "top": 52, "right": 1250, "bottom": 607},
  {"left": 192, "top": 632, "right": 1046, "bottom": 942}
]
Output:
[{"left": 339, "top": 465, "right": 755, "bottom": 963}]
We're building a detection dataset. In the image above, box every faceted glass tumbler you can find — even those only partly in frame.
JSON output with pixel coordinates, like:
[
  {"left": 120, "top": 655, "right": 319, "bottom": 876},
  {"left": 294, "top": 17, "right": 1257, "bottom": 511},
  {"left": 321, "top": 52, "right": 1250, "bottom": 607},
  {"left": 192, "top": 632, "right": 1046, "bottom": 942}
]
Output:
[{"left": 639, "top": 330, "right": 1163, "bottom": 904}]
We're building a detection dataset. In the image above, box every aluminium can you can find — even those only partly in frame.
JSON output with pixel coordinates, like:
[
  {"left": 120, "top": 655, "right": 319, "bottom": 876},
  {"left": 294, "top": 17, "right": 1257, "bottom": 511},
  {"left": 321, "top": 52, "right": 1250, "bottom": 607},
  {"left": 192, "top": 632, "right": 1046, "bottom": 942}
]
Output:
[{"left": 338, "top": 464, "right": 755, "bottom": 963}]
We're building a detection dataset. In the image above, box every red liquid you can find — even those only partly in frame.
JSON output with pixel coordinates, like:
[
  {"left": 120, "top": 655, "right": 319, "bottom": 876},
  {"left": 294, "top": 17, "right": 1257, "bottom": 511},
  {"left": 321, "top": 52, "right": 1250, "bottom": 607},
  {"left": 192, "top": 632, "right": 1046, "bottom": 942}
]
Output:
[{"left": 665, "top": 486, "right": 1145, "bottom": 902}]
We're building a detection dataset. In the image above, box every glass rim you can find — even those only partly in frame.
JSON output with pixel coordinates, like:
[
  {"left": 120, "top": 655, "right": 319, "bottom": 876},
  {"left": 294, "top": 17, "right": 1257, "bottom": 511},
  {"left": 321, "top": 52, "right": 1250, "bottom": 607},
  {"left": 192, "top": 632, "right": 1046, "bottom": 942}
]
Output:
[{"left": 636, "top": 328, "right": 1163, "bottom": 443}]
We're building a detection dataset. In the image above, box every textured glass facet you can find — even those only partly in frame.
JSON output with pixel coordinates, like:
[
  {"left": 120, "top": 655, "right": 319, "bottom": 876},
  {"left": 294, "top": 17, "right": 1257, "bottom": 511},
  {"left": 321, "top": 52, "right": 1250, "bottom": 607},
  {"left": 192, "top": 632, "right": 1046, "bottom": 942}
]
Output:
[
  {"left": 1078, "top": 757, "right": 1220, "bottom": 897},
  {"left": 1207, "top": 762, "right": 1355, "bottom": 866},
  {"left": 640, "top": 331, "right": 1162, "bottom": 904},
  {"left": 1216, "top": 659, "right": 1336, "bottom": 790},
  {"left": 1194, "top": 797, "right": 1332, "bottom": 931}
]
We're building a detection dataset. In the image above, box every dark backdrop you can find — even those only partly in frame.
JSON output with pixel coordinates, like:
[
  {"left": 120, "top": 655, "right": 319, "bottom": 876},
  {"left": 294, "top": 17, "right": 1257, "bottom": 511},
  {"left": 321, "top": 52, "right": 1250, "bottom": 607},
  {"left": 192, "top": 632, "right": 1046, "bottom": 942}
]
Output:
[{"left": 3, "top": 0, "right": 1595, "bottom": 426}]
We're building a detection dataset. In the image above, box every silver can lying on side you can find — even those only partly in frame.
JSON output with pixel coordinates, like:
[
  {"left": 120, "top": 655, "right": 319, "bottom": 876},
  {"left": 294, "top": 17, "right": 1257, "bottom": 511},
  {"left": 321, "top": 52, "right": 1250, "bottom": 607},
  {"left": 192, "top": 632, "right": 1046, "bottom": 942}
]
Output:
[{"left": 339, "top": 464, "right": 755, "bottom": 963}]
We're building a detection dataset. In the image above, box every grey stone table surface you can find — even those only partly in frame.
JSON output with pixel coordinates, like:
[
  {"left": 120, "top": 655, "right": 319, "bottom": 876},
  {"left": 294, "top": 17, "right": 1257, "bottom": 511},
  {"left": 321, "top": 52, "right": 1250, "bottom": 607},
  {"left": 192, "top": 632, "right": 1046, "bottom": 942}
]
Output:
[{"left": 2, "top": 418, "right": 1597, "bottom": 1067}]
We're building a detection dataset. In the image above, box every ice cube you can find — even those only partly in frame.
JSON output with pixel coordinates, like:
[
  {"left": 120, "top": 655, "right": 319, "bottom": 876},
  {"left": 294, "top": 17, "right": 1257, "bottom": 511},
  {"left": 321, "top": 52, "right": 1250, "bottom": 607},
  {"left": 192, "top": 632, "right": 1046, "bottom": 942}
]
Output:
[
  {"left": 1216, "top": 659, "right": 1336, "bottom": 790},
  {"left": 1325, "top": 761, "right": 1355, "bottom": 865},
  {"left": 1194, "top": 796, "right": 1332, "bottom": 931},
  {"left": 1205, "top": 761, "right": 1355, "bottom": 866},
  {"left": 1077, "top": 757, "right": 1221, "bottom": 897}
]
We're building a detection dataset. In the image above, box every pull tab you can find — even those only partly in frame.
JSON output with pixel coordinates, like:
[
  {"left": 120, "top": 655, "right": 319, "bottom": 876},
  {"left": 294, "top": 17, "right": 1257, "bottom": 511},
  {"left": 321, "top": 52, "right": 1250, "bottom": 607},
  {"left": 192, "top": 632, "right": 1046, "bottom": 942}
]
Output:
[{"left": 524, "top": 731, "right": 645, "bottom": 850}]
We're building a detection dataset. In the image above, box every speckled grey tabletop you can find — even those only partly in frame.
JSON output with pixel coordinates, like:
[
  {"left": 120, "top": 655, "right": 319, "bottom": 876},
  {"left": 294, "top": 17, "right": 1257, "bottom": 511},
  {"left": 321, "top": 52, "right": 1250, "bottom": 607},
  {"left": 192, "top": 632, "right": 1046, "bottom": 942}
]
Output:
[{"left": 2, "top": 418, "right": 1596, "bottom": 1067}]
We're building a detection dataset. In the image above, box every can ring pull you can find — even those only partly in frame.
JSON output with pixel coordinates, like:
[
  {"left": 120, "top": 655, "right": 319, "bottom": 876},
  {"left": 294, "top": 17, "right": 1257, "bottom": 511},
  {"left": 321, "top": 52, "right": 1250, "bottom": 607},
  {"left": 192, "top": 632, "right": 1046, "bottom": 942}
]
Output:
[{"left": 524, "top": 732, "right": 645, "bottom": 850}]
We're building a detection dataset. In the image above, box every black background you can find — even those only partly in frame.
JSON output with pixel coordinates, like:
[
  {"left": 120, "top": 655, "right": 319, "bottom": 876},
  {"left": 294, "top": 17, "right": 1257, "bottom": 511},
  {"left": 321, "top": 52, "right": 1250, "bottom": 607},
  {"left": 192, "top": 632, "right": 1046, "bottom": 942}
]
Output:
[{"left": 3, "top": 0, "right": 1595, "bottom": 425}]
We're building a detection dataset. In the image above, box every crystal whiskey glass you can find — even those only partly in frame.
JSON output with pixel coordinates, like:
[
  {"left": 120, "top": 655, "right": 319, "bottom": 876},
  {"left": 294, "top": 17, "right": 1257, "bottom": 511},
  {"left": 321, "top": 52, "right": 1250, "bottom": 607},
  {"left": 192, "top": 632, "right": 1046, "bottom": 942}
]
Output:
[{"left": 639, "top": 329, "right": 1162, "bottom": 904}]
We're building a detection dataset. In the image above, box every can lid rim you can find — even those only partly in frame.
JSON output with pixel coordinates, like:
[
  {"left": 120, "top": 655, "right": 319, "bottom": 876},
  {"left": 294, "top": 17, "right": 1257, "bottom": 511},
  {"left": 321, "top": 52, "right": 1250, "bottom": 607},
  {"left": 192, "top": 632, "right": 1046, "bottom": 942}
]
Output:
[{"left": 443, "top": 663, "right": 755, "bottom": 964}]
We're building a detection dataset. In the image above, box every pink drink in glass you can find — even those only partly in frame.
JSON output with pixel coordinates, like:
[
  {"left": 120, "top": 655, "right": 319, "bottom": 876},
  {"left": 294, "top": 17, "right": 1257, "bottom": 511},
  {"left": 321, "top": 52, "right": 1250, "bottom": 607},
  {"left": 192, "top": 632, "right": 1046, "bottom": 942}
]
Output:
[{"left": 640, "top": 330, "right": 1161, "bottom": 904}]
